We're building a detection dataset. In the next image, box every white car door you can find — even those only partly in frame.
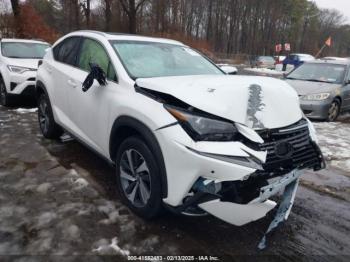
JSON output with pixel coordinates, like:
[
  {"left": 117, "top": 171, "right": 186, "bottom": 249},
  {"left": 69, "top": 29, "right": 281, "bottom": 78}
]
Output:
[
  {"left": 65, "top": 37, "right": 119, "bottom": 155},
  {"left": 49, "top": 36, "right": 81, "bottom": 127}
]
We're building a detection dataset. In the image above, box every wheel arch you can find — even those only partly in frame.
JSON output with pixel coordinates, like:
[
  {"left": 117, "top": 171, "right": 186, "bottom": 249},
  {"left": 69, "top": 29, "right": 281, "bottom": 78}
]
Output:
[
  {"left": 334, "top": 96, "right": 342, "bottom": 105},
  {"left": 35, "top": 80, "right": 49, "bottom": 99},
  {"left": 109, "top": 116, "right": 168, "bottom": 198}
]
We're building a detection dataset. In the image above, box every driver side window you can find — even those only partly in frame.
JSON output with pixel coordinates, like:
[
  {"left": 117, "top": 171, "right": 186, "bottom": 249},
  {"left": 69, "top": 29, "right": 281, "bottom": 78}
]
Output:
[{"left": 77, "top": 38, "right": 117, "bottom": 82}]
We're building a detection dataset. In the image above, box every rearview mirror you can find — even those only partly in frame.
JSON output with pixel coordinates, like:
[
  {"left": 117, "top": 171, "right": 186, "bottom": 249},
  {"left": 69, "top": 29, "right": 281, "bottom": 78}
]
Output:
[{"left": 82, "top": 63, "right": 107, "bottom": 92}]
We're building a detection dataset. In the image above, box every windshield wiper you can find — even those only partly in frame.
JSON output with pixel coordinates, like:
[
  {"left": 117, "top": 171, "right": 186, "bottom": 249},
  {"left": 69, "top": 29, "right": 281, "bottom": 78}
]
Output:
[
  {"left": 286, "top": 77, "right": 299, "bottom": 80},
  {"left": 6, "top": 56, "right": 42, "bottom": 59},
  {"left": 304, "top": 79, "right": 333, "bottom": 83}
]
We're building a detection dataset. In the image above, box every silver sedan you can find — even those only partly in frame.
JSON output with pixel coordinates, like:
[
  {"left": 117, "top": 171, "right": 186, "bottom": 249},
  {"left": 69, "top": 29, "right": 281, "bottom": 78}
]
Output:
[{"left": 285, "top": 60, "right": 350, "bottom": 121}]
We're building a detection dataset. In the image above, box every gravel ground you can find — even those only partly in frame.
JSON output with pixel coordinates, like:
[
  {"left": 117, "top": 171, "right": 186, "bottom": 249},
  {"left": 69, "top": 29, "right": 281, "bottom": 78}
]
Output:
[{"left": 0, "top": 105, "right": 350, "bottom": 261}]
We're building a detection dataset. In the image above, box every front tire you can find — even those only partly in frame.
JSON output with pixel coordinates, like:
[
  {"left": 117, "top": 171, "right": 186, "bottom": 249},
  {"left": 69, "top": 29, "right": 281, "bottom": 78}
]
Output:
[
  {"left": 327, "top": 100, "right": 340, "bottom": 122},
  {"left": 0, "top": 77, "right": 11, "bottom": 107},
  {"left": 37, "top": 93, "right": 63, "bottom": 139},
  {"left": 115, "top": 136, "right": 163, "bottom": 219}
]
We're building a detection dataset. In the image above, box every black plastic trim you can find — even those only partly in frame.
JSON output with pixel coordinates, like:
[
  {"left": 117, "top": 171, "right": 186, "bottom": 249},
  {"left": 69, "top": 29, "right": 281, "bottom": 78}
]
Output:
[{"left": 109, "top": 116, "right": 168, "bottom": 198}]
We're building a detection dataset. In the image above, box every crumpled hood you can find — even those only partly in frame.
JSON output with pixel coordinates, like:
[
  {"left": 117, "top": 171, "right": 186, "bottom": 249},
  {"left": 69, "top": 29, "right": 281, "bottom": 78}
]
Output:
[
  {"left": 286, "top": 79, "right": 340, "bottom": 96},
  {"left": 136, "top": 75, "right": 302, "bottom": 130}
]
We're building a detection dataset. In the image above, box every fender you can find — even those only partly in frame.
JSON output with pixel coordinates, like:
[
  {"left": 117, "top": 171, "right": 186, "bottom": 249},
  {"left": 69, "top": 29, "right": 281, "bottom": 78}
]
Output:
[
  {"left": 109, "top": 116, "right": 168, "bottom": 198},
  {"left": 0, "top": 66, "right": 10, "bottom": 92},
  {"left": 35, "top": 80, "right": 49, "bottom": 99}
]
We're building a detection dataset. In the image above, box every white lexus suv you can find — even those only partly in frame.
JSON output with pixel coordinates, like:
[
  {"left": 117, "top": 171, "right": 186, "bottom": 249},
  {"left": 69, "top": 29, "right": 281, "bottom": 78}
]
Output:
[
  {"left": 35, "top": 31, "right": 324, "bottom": 241},
  {"left": 0, "top": 38, "right": 50, "bottom": 106}
]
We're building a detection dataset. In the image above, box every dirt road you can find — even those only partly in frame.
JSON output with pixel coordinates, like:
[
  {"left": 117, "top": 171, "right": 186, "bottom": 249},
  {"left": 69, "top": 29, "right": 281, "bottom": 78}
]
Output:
[{"left": 0, "top": 105, "right": 349, "bottom": 261}]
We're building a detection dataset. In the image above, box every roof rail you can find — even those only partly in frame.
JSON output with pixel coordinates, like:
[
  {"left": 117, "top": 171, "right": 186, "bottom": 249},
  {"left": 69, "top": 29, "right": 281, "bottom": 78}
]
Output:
[
  {"left": 31, "top": 38, "right": 46, "bottom": 42},
  {"left": 74, "top": 30, "right": 107, "bottom": 37}
]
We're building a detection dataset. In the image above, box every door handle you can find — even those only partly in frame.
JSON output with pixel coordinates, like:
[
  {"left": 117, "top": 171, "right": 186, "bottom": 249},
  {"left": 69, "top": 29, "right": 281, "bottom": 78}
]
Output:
[{"left": 67, "top": 79, "right": 77, "bottom": 88}]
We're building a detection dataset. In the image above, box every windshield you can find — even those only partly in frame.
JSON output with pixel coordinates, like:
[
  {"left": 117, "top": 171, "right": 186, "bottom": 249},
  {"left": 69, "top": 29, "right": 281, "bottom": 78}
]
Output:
[
  {"left": 287, "top": 63, "right": 346, "bottom": 84},
  {"left": 1, "top": 42, "right": 50, "bottom": 59},
  {"left": 110, "top": 41, "right": 223, "bottom": 79}
]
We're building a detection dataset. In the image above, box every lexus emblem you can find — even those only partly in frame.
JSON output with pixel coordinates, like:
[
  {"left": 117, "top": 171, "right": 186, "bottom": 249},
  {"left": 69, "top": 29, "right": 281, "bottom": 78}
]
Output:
[{"left": 275, "top": 141, "right": 293, "bottom": 158}]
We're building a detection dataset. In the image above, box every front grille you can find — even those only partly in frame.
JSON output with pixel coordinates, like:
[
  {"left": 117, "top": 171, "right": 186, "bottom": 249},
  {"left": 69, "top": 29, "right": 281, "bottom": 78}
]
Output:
[{"left": 256, "top": 119, "right": 324, "bottom": 177}]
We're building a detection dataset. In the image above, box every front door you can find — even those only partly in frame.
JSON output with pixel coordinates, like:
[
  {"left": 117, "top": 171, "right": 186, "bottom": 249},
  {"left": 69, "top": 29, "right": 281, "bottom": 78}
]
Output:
[
  {"left": 342, "top": 76, "right": 350, "bottom": 110},
  {"left": 66, "top": 37, "right": 118, "bottom": 155}
]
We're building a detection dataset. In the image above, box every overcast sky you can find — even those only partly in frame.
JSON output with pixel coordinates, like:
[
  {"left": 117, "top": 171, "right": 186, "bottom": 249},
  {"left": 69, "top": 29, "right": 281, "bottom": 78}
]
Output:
[{"left": 314, "top": 0, "right": 350, "bottom": 22}]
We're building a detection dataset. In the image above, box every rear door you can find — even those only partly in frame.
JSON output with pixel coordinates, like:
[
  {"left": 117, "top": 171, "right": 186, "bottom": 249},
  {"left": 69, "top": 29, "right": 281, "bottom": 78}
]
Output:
[
  {"left": 66, "top": 37, "right": 118, "bottom": 155},
  {"left": 50, "top": 36, "right": 81, "bottom": 127}
]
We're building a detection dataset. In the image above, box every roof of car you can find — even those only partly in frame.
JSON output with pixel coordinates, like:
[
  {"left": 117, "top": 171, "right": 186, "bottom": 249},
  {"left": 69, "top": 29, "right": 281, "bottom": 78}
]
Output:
[
  {"left": 321, "top": 57, "right": 349, "bottom": 61},
  {"left": 290, "top": 53, "right": 314, "bottom": 57},
  {"left": 0, "top": 38, "right": 49, "bottom": 44},
  {"left": 69, "top": 30, "right": 184, "bottom": 46},
  {"left": 307, "top": 59, "right": 350, "bottom": 65}
]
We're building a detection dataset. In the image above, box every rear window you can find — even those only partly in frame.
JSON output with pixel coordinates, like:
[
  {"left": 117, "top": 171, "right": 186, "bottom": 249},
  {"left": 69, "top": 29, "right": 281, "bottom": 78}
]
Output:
[{"left": 53, "top": 37, "right": 81, "bottom": 66}]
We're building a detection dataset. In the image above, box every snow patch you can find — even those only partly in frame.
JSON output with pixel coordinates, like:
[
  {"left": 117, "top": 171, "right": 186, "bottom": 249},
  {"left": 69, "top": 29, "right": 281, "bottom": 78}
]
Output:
[
  {"left": 244, "top": 68, "right": 284, "bottom": 75},
  {"left": 14, "top": 108, "right": 38, "bottom": 114},
  {"left": 313, "top": 121, "right": 350, "bottom": 171},
  {"left": 64, "top": 224, "right": 80, "bottom": 239},
  {"left": 36, "top": 183, "right": 52, "bottom": 194},
  {"left": 37, "top": 212, "right": 57, "bottom": 228},
  {"left": 73, "top": 178, "right": 89, "bottom": 189},
  {"left": 93, "top": 237, "right": 130, "bottom": 256}
]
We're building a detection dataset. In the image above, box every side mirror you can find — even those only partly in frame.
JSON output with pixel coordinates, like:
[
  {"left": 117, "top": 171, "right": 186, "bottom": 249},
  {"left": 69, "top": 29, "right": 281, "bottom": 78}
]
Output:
[
  {"left": 82, "top": 63, "right": 107, "bottom": 92},
  {"left": 219, "top": 65, "right": 238, "bottom": 75}
]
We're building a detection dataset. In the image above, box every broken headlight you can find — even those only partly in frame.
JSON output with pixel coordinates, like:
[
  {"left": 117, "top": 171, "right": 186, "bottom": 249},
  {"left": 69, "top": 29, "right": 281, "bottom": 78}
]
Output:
[{"left": 165, "top": 106, "right": 237, "bottom": 141}]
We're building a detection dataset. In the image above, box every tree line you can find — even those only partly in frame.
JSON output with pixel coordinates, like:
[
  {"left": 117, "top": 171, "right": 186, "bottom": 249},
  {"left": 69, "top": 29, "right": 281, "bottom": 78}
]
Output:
[{"left": 1, "top": 0, "right": 350, "bottom": 57}]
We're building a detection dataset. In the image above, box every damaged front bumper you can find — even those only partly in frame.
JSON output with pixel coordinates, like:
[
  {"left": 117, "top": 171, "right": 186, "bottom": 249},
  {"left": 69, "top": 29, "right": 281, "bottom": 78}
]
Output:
[
  {"left": 197, "top": 169, "right": 302, "bottom": 226},
  {"left": 156, "top": 117, "right": 324, "bottom": 228}
]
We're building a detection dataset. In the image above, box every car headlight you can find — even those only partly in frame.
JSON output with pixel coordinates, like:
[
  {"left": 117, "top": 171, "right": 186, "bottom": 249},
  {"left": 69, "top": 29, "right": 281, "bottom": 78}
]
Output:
[
  {"left": 7, "top": 65, "right": 36, "bottom": 74},
  {"left": 301, "top": 93, "right": 330, "bottom": 101},
  {"left": 165, "top": 106, "right": 238, "bottom": 141}
]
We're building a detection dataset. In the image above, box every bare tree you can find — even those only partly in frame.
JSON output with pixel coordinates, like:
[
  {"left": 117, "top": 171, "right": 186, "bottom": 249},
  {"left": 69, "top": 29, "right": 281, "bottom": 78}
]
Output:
[
  {"left": 104, "top": 0, "right": 112, "bottom": 31},
  {"left": 10, "top": 0, "right": 22, "bottom": 36},
  {"left": 119, "top": 0, "right": 147, "bottom": 33},
  {"left": 80, "top": 0, "right": 91, "bottom": 28}
]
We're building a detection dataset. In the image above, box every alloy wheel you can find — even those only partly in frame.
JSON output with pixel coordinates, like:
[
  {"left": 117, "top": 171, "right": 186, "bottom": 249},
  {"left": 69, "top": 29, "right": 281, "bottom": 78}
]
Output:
[
  {"left": 328, "top": 101, "right": 340, "bottom": 121},
  {"left": 120, "top": 149, "right": 152, "bottom": 207},
  {"left": 38, "top": 97, "right": 50, "bottom": 134}
]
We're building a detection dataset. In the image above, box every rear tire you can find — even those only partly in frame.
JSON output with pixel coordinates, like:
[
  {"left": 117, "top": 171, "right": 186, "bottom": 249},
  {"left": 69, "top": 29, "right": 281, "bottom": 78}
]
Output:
[
  {"left": 327, "top": 100, "right": 340, "bottom": 122},
  {"left": 115, "top": 136, "right": 163, "bottom": 219},
  {"left": 0, "top": 77, "right": 11, "bottom": 107},
  {"left": 37, "top": 93, "right": 63, "bottom": 139}
]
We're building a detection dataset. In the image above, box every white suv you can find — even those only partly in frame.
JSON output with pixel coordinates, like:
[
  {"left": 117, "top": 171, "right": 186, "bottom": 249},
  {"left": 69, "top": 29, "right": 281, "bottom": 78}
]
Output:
[
  {"left": 0, "top": 38, "right": 50, "bottom": 106},
  {"left": 36, "top": 31, "right": 325, "bottom": 231}
]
